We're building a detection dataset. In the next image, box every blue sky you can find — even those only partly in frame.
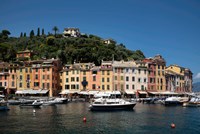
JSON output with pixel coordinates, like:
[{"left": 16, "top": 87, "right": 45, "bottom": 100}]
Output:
[{"left": 1, "top": 0, "right": 200, "bottom": 82}]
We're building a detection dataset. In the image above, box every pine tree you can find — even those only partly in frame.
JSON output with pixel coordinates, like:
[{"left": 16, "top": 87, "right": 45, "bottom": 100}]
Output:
[{"left": 24, "top": 33, "right": 26, "bottom": 37}]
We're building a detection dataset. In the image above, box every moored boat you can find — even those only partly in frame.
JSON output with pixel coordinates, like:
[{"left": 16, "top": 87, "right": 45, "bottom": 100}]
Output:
[
  {"left": 0, "top": 100, "right": 9, "bottom": 111},
  {"left": 20, "top": 100, "right": 42, "bottom": 108},
  {"left": 89, "top": 98, "right": 136, "bottom": 111}
]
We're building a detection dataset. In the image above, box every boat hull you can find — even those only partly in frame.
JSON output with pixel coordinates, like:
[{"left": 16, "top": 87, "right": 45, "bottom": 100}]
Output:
[
  {"left": 164, "top": 101, "right": 182, "bottom": 106},
  {"left": 89, "top": 103, "right": 136, "bottom": 111},
  {"left": 20, "top": 103, "right": 42, "bottom": 108}
]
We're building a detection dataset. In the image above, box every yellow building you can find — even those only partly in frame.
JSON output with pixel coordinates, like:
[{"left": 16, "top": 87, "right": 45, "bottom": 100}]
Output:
[
  {"left": 166, "top": 65, "right": 192, "bottom": 92},
  {"left": 153, "top": 55, "right": 166, "bottom": 91},
  {"left": 100, "top": 61, "right": 113, "bottom": 91}
]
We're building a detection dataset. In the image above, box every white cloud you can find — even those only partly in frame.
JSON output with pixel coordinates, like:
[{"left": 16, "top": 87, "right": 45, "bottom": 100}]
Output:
[{"left": 194, "top": 73, "right": 200, "bottom": 79}]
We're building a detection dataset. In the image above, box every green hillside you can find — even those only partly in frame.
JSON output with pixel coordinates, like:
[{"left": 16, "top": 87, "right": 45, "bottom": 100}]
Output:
[{"left": 0, "top": 29, "right": 145, "bottom": 65}]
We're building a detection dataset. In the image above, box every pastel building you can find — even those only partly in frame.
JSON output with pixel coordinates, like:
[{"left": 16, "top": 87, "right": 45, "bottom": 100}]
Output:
[
  {"left": 7, "top": 63, "right": 19, "bottom": 94},
  {"left": 153, "top": 55, "right": 166, "bottom": 91},
  {"left": 0, "top": 62, "right": 9, "bottom": 93},
  {"left": 166, "top": 65, "right": 192, "bottom": 93},
  {"left": 100, "top": 61, "right": 113, "bottom": 91}
]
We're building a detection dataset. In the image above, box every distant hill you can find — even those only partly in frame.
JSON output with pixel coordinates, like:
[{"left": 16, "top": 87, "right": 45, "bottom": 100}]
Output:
[{"left": 192, "top": 82, "right": 200, "bottom": 92}]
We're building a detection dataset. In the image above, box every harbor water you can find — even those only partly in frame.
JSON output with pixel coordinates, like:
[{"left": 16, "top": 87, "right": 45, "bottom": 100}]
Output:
[{"left": 0, "top": 102, "right": 200, "bottom": 134}]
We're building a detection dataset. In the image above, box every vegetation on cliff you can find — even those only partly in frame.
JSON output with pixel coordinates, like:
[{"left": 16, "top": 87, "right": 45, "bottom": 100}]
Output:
[{"left": 0, "top": 28, "right": 145, "bottom": 65}]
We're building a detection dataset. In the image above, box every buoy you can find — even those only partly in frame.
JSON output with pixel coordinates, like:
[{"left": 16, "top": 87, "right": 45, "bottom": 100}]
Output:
[
  {"left": 83, "top": 117, "right": 86, "bottom": 122},
  {"left": 171, "top": 123, "right": 175, "bottom": 128}
]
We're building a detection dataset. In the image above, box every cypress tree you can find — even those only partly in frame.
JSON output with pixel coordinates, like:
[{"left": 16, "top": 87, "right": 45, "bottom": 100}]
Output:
[
  {"left": 42, "top": 28, "right": 45, "bottom": 35},
  {"left": 37, "top": 28, "right": 40, "bottom": 36},
  {"left": 20, "top": 32, "right": 23, "bottom": 37},
  {"left": 30, "top": 30, "right": 34, "bottom": 38},
  {"left": 24, "top": 32, "right": 26, "bottom": 37}
]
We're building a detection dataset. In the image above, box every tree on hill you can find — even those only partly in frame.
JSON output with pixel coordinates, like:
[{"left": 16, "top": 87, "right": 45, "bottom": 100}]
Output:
[
  {"left": 1, "top": 30, "right": 11, "bottom": 39},
  {"left": 52, "top": 26, "right": 59, "bottom": 37},
  {"left": 30, "top": 30, "right": 34, "bottom": 39},
  {"left": 37, "top": 28, "right": 40, "bottom": 36}
]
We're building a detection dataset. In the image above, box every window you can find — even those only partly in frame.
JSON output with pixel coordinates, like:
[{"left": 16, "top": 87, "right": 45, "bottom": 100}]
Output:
[
  {"left": 132, "top": 85, "right": 135, "bottom": 89},
  {"left": 138, "top": 78, "right": 141, "bottom": 83},
  {"left": 47, "top": 83, "right": 50, "bottom": 89},
  {"left": 115, "top": 69, "right": 117, "bottom": 73},
  {"left": 77, "top": 70, "right": 79, "bottom": 74},
  {"left": 102, "top": 71, "right": 105, "bottom": 75},
  {"left": 25, "top": 68, "right": 28, "bottom": 73},
  {"left": 19, "top": 83, "right": 22, "bottom": 88},
  {"left": 4, "top": 82, "right": 6, "bottom": 87},
  {"left": 47, "top": 68, "right": 50, "bottom": 71},
  {"left": 35, "top": 74, "right": 38, "bottom": 80},
  {"left": 34, "top": 82, "right": 39, "bottom": 87},
  {"left": 93, "top": 76, "right": 96, "bottom": 81},
  {"left": 126, "top": 76, "right": 129, "bottom": 81},
  {"left": 102, "top": 85, "right": 105, "bottom": 90},
  {"left": 126, "top": 85, "right": 129, "bottom": 89},
  {"left": 66, "top": 78, "right": 68, "bottom": 83},
  {"left": 83, "top": 71, "right": 86, "bottom": 75},
  {"left": 43, "top": 75, "right": 45, "bottom": 79},
  {"left": 144, "top": 70, "right": 146, "bottom": 74},
  {"left": 141, "top": 85, "right": 144, "bottom": 90},
  {"left": 144, "top": 78, "right": 146, "bottom": 83},
  {"left": 66, "top": 71, "right": 68, "bottom": 75},
  {"left": 132, "top": 77, "right": 135, "bottom": 82},
  {"left": 115, "top": 76, "right": 117, "bottom": 80},
  {"left": 27, "top": 83, "right": 30, "bottom": 88},
  {"left": 132, "top": 69, "right": 135, "bottom": 73},
  {"left": 20, "top": 68, "right": 22, "bottom": 72},
  {"left": 92, "top": 84, "right": 96, "bottom": 90},
  {"left": 107, "top": 85, "right": 110, "bottom": 90},
  {"left": 65, "top": 85, "right": 69, "bottom": 89},
  {"left": 115, "top": 84, "right": 117, "bottom": 90},
  {"left": 20, "top": 75, "right": 23, "bottom": 80},
  {"left": 121, "top": 69, "right": 123, "bottom": 73},
  {"left": 12, "top": 81, "right": 15, "bottom": 87},
  {"left": 102, "top": 78, "right": 104, "bottom": 82},
  {"left": 27, "top": 74, "right": 30, "bottom": 80},
  {"left": 0, "top": 82, "right": 2, "bottom": 86},
  {"left": 92, "top": 71, "right": 97, "bottom": 74},
  {"left": 36, "top": 68, "right": 38, "bottom": 72},
  {"left": 42, "top": 83, "right": 45, "bottom": 88},
  {"left": 107, "top": 78, "right": 110, "bottom": 82},
  {"left": 71, "top": 77, "right": 75, "bottom": 82},
  {"left": 107, "top": 71, "right": 110, "bottom": 75},
  {"left": 126, "top": 68, "right": 129, "bottom": 73},
  {"left": 121, "top": 76, "right": 123, "bottom": 81},
  {"left": 83, "top": 77, "right": 86, "bottom": 81},
  {"left": 76, "top": 77, "right": 79, "bottom": 82},
  {"left": 43, "top": 68, "right": 45, "bottom": 72},
  {"left": 76, "top": 84, "right": 79, "bottom": 89},
  {"left": 72, "top": 70, "right": 75, "bottom": 74},
  {"left": 138, "top": 69, "right": 141, "bottom": 74},
  {"left": 12, "top": 75, "right": 15, "bottom": 80},
  {"left": 121, "top": 84, "right": 124, "bottom": 90}
]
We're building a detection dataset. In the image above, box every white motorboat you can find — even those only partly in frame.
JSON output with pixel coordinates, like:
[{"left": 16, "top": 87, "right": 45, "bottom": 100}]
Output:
[{"left": 89, "top": 98, "right": 136, "bottom": 111}]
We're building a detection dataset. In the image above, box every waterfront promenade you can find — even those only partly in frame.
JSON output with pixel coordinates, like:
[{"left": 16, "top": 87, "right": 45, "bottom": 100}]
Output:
[{"left": 0, "top": 102, "right": 199, "bottom": 134}]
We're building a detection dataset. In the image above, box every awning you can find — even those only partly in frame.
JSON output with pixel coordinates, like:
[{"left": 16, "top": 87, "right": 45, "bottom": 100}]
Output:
[
  {"left": 79, "top": 91, "right": 89, "bottom": 95},
  {"left": 88, "top": 90, "right": 99, "bottom": 95},
  {"left": 94, "top": 92, "right": 111, "bottom": 97},
  {"left": 138, "top": 91, "right": 147, "bottom": 94},
  {"left": 15, "top": 89, "right": 49, "bottom": 94},
  {"left": 148, "top": 91, "right": 160, "bottom": 95},
  {"left": 125, "top": 90, "right": 135, "bottom": 95},
  {"left": 59, "top": 90, "right": 79, "bottom": 94},
  {"left": 105, "top": 91, "right": 121, "bottom": 95},
  {"left": 159, "top": 91, "right": 179, "bottom": 95}
]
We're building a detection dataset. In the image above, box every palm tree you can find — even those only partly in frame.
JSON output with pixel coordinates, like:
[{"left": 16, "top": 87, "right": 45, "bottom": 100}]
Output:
[{"left": 52, "top": 26, "right": 59, "bottom": 37}]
